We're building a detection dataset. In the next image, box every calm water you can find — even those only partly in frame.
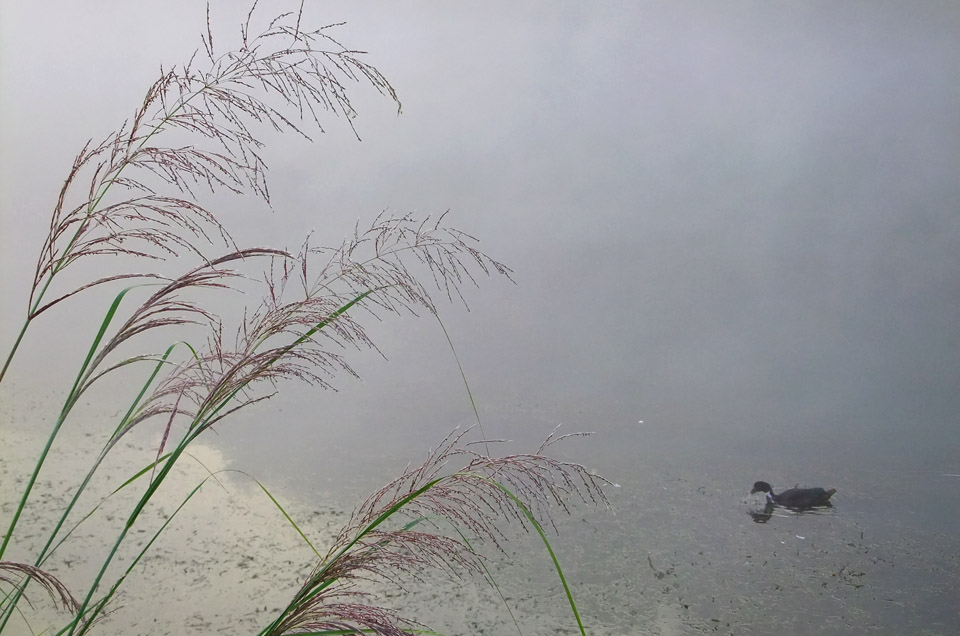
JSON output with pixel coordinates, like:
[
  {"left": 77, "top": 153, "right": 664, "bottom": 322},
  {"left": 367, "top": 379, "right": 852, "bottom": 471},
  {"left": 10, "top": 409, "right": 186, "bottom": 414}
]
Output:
[
  {"left": 3, "top": 237, "right": 958, "bottom": 635},
  {"left": 212, "top": 369, "right": 960, "bottom": 635}
]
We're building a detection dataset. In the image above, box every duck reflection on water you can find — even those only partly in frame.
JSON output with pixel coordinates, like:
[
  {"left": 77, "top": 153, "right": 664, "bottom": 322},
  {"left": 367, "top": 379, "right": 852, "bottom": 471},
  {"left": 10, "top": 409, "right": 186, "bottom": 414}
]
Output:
[{"left": 747, "top": 501, "right": 776, "bottom": 523}]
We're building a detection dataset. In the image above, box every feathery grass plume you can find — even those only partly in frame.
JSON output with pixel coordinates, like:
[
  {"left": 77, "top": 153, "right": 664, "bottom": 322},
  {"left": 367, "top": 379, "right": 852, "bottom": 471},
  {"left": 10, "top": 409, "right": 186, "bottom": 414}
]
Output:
[
  {"left": 0, "top": 248, "right": 291, "bottom": 578},
  {"left": 123, "top": 212, "right": 512, "bottom": 446},
  {"left": 30, "top": 211, "right": 513, "bottom": 634},
  {"left": 262, "top": 428, "right": 610, "bottom": 636},
  {"left": 2, "top": 0, "right": 400, "bottom": 383},
  {"left": 1, "top": 3, "right": 411, "bottom": 624},
  {"left": 1, "top": 0, "right": 410, "bottom": 573},
  {"left": 1, "top": 3, "right": 604, "bottom": 634},
  {"left": 0, "top": 562, "right": 80, "bottom": 615}
]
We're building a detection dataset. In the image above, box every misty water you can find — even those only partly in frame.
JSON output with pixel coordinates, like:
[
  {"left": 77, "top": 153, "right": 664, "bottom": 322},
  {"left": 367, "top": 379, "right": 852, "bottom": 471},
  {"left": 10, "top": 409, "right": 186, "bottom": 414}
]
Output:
[
  {"left": 2, "top": 2, "right": 959, "bottom": 635},
  {"left": 204, "top": 310, "right": 960, "bottom": 634}
]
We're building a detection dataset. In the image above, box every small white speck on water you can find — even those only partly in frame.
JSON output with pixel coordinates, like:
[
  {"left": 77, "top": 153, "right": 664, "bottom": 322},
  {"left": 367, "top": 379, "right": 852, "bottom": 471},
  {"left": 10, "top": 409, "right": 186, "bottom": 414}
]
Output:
[{"left": 796, "top": 535, "right": 806, "bottom": 540}]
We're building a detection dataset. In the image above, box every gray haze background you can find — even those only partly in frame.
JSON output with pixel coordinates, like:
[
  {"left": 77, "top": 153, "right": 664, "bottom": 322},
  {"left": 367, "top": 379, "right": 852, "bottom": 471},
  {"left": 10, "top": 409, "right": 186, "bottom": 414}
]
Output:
[
  {"left": 3, "top": 1, "right": 960, "bottom": 632},
  {"left": 2, "top": 0, "right": 959, "bottom": 590}
]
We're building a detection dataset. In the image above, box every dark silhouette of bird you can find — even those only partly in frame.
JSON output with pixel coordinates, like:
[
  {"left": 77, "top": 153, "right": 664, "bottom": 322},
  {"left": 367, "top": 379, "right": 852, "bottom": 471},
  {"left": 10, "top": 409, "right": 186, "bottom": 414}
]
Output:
[{"left": 751, "top": 480, "right": 836, "bottom": 509}]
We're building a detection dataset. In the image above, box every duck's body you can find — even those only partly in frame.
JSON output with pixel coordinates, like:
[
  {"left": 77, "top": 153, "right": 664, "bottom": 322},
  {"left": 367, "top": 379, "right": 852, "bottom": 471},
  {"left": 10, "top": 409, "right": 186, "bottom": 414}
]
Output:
[{"left": 751, "top": 481, "right": 836, "bottom": 509}]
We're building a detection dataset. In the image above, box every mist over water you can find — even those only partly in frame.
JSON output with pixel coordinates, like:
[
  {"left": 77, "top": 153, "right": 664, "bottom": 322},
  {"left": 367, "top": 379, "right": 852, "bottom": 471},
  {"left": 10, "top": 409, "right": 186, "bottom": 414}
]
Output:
[{"left": 2, "top": 2, "right": 959, "bottom": 633}]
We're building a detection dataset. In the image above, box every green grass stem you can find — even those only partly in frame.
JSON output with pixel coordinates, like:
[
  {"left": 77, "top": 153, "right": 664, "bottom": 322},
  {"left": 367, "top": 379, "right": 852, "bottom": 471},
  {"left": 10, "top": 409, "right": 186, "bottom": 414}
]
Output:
[
  {"left": 38, "top": 343, "right": 184, "bottom": 566},
  {"left": 434, "top": 314, "right": 489, "bottom": 456},
  {"left": 479, "top": 475, "right": 587, "bottom": 636},
  {"left": 257, "top": 478, "right": 446, "bottom": 636},
  {"left": 0, "top": 10, "right": 591, "bottom": 632},
  {"left": 63, "top": 425, "right": 198, "bottom": 636},
  {"left": 65, "top": 471, "right": 217, "bottom": 636},
  {"left": 0, "top": 286, "right": 136, "bottom": 562},
  {"left": 52, "top": 291, "right": 378, "bottom": 633},
  {"left": 234, "top": 471, "right": 323, "bottom": 560},
  {"left": 260, "top": 470, "right": 585, "bottom": 636}
]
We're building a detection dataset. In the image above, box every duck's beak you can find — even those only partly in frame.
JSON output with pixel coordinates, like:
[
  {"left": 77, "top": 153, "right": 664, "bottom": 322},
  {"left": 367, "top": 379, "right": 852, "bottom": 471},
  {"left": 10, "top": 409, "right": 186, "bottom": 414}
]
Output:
[{"left": 750, "top": 486, "right": 759, "bottom": 494}]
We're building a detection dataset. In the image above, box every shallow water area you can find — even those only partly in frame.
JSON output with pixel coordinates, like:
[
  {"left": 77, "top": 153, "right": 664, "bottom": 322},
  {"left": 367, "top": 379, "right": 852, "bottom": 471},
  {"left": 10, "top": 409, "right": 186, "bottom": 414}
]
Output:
[
  {"left": 225, "top": 394, "right": 960, "bottom": 635},
  {"left": 0, "top": 386, "right": 328, "bottom": 636},
  {"left": 3, "top": 381, "right": 959, "bottom": 635},
  {"left": 587, "top": 462, "right": 960, "bottom": 635}
]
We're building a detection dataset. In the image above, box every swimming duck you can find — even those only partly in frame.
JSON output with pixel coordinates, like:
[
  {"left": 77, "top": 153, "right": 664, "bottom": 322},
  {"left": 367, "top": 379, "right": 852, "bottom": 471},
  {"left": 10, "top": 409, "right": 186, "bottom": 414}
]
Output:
[{"left": 751, "top": 481, "right": 836, "bottom": 509}]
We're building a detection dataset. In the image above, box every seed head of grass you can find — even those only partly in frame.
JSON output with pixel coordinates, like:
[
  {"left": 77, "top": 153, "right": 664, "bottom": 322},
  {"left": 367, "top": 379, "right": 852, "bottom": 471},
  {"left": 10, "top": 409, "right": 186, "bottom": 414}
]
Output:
[
  {"left": 0, "top": 561, "right": 81, "bottom": 615},
  {"left": 265, "top": 427, "right": 610, "bottom": 635},
  {"left": 29, "top": 2, "right": 401, "bottom": 323}
]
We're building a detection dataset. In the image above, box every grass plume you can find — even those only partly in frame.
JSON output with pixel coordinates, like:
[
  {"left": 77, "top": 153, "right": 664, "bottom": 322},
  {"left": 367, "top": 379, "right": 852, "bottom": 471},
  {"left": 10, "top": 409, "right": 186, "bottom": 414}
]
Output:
[
  {"left": 0, "top": 3, "right": 607, "bottom": 635},
  {"left": 261, "top": 428, "right": 609, "bottom": 636}
]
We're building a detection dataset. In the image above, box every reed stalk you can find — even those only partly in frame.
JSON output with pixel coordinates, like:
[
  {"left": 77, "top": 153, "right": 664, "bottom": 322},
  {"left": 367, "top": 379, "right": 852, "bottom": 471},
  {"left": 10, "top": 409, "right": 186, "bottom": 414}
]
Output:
[{"left": 0, "top": 4, "right": 607, "bottom": 635}]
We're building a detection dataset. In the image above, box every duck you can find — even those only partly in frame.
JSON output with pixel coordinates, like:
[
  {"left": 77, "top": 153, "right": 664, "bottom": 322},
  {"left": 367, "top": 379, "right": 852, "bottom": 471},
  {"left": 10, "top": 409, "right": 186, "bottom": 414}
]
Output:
[{"left": 750, "top": 481, "right": 836, "bottom": 509}]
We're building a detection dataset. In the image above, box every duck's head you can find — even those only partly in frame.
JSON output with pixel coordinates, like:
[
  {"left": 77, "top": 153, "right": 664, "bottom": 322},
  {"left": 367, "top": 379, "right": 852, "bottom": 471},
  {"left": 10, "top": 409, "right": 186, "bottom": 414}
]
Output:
[{"left": 750, "top": 481, "right": 773, "bottom": 494}]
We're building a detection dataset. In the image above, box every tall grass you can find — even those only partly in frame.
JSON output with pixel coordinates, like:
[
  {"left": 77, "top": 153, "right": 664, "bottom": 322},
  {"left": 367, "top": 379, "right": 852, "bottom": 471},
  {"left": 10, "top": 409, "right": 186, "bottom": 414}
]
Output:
[{"left": 0, "top": 3, "right": 608, "bottom": 634}]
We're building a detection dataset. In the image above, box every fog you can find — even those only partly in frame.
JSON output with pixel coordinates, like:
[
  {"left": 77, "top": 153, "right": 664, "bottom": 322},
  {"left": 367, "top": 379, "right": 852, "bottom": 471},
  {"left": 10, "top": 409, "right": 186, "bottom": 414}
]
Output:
[
  {"left": 3, "top": 2, "right": 958, "bottom": 456},
  {"left": 2, "top": 3, "right": 959, "bottom": 629}
]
